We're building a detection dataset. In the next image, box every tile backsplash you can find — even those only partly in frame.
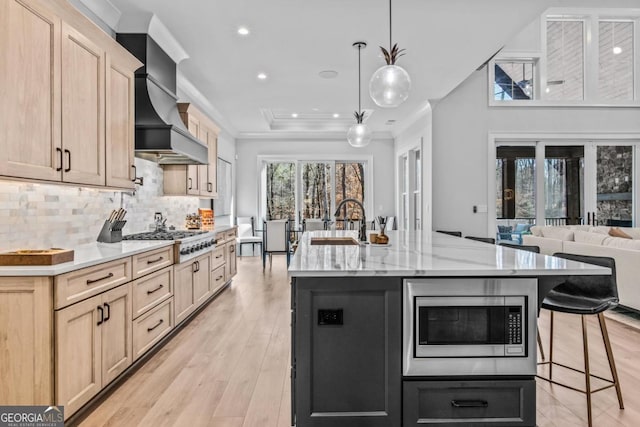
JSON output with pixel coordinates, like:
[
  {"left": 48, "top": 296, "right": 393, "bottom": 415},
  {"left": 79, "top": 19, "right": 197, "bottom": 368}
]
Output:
[{"left": 0, "top": 158, "right": 204, "bottom": 250}]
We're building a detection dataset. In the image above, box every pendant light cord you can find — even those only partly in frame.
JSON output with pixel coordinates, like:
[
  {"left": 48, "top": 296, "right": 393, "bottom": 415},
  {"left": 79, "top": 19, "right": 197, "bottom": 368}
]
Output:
[
  {"left": 389, "top": 0, "right": 392, "bottom": 52},
  {"left": 358, "top": 44, "right": 362, "bottom": 116}
]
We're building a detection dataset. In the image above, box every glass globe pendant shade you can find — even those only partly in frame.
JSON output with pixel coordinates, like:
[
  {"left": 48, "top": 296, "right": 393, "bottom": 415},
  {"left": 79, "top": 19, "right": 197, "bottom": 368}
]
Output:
[
  {"left": 347, "top": 123, "right": 372, "bottom": 148},
  {"left": 369, "top": 64, "right": 411, "bottom": 108}
]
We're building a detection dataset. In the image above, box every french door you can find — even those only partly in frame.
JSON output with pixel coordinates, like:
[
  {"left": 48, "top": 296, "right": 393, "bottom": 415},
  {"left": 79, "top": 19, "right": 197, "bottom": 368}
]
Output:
[{"left": 496, "top": 140, "right": 638, "bottom": 228}]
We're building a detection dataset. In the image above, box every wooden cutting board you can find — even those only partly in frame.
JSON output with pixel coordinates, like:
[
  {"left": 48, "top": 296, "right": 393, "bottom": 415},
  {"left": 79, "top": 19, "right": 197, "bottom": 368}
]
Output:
[{"left": 0, "top": 248, "right": 74, "bottom": 266}]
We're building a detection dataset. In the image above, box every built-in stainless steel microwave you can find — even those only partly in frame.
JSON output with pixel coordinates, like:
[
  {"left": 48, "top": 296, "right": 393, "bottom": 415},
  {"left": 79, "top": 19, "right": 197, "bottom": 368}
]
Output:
[{"left": 403, "top": 278, "right": 537, "bottom": 377}]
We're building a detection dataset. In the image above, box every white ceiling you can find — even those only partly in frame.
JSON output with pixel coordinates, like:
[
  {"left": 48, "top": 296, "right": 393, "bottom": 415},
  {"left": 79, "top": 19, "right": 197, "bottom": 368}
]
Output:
[{"left": 101, "top": 0, "right": 562, "bottom": 137}]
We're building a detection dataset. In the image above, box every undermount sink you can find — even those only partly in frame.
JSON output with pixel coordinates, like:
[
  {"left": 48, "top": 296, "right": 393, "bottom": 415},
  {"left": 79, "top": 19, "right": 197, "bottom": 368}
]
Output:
[{"left": 310, "top": 237, "right": 360, "bottom": 246}]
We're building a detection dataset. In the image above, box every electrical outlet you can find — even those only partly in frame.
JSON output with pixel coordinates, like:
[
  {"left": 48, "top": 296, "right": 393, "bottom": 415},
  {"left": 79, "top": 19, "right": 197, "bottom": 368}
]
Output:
[{"left": 318, "top": 309, "right": 343, "bottom": 326}]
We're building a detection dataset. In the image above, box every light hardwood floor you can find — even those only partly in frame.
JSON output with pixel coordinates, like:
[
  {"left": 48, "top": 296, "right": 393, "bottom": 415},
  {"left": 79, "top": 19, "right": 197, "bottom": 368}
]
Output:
[{"left": 76, "top": 255, "right": 640, "bottom": 427}]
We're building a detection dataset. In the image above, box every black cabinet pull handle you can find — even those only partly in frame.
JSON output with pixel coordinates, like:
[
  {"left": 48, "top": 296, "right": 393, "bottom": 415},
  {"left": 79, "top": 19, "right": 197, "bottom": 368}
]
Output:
[
  {"left": 216, "top": 275, "right": 224, "bottom": 281},
  {"left": 230, "top": 246, "right": 235, "bottom": 253},
  {"left": 87, "top": 272, "right": 114, "bottom": 285},
  {"left": 147, "top": 319, "right": 164, "bottom": 332},
  {"left": 131, "top": 164, "right": 137, "bottom": 182},
  {"left": 103, "top": 302, "right": 110, "bottom": 322},
  {"left": 192, "top": 261, "right": 198, "bottom": 273},
  {"left": 147, "top": 284, "right": 164, "bottom": 295},
  {"left": 196, "top": 260, "right": 200, "bottom": 272},
  {"left": 188, "top": 177, "right": 193, "bottom": 190},
  {"left": 215, "top": 254, "right": 223, "bottom": 259},
  {"left": 56, "top": 147, "right": 63, "bottom": 171},
  {"left": 97, "top": 305, "right": 104, "bottom": 326},
  {"left": 146, "top": 256, "right": 164, "bottom": 265},
  {"left": 207, "top": 182, "right": 213, "bottom": 192},
  {"left": 451, "top": 400, "right": 488, "bottom": 408},
  {"left": 64, "top": 149, "right": 71, "bottom": 172}
]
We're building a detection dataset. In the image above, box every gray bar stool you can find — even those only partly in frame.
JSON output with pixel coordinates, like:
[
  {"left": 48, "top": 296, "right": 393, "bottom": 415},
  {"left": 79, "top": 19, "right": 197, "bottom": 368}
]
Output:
[{"left": 537, "top": 253, "right": 624, "bottom": 427}]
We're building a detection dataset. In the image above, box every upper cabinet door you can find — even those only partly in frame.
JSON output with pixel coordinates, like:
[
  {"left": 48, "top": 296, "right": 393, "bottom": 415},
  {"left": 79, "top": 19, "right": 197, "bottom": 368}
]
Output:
[
  {"left": 61, "top": 22, "right": 105, "bottom": 186},
  {"left": 0, "top": 0, "right": 62, "bottom": 181},
  {"left": 208, "top": 130, "right": 218, "bottom": 198},
  {"left": 105, "top": 54, "right": 135, "bottom": 189}
]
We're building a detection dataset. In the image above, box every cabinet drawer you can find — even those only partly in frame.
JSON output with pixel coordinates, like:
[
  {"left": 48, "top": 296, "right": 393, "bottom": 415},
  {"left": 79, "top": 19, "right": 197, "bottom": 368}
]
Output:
[
  {"left": 132, "top": 297, "right": 174, "bottom": 361},
  {"left": 132, "top": 246, "right": 174, "bottom": 279},
  {"left": 403, "top": 379, "right": 535, "bottom": 426},
  {"left": 132, "top": 266, "right": 173, "bottom": 319},
  {"left": 55, "top": 257, "right": 132, "bottom": 309},
  {"left": 225, "top": 229, "right": 237, "bottom": 242},
  {"left": 211, "top": 246, "right": 225, "bottom": 270},
  {"left": 211, "top": 265, "right": 226, "bottom": 294}
]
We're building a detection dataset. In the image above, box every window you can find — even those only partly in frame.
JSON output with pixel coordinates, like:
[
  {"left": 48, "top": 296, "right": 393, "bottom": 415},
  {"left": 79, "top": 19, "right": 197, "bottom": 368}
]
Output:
[
  {"left": 545, "top": 20, "right": 584, "bottom": 100},
  {"left": 490, "top": 12, "right": 639, "bottom": 105},
  {"left": 266, "top": 162, "right": 295, "bottom": 220},
  {"left": 599, "top": 21, "right": 634, "bottom": 101},
  {"left": 261, "top": 158, "right": 370, "bottom": 227},
  {"left": 301, "top": 162, "right": 332, "bottom": 219},
  {"left": 494, "top": 60, "right": 535, "bottom": 100},
  {"left": 335, "top": 162, "right": 365, "bottom": 229}
]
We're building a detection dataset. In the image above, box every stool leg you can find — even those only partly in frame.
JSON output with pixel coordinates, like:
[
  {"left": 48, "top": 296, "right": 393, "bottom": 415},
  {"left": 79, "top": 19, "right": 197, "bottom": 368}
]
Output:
[
  {"left": 537, "top": 329, "right": 545, "bottom": 361},
  {"left": 598, "top": 313, "right": 624, "bottom": 409},
  {"left": 582, "top": 315, "right": 593, "bottom": 427},
  {"left": 549, "top": 310, "right": 555, "bottom": 380}
]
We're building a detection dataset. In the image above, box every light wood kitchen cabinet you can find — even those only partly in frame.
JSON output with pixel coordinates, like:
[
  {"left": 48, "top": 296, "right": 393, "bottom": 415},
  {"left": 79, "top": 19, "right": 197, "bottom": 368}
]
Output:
[
  {"left": 55, "top": 282, "right": 132, "bottom": 417},
  {"left": 164, "top": 103, "right": 219, "bottom": 197},
  {"left": 0, "top": 0, "right": 62, "bottom": 182},
  {"left": 105, "top": 51, "right": 138, "bottom": 189},
  {"left": 60, "top": 22, "right": 105, "bottom": 186},
  {"left": 0, "top": 0, "right": 141, "bottom": 189},
  {"left": 132, "top": 266, "right": 173, "bottom": 319},
  {"left": 174, "top": 253, "right": 211, "bottom": 324},
  {"left": 0, "top": 277, "right": 53, "bottom": 405},
  {"left": 133, "top": 297, "right": 174, "bottom": 360}
]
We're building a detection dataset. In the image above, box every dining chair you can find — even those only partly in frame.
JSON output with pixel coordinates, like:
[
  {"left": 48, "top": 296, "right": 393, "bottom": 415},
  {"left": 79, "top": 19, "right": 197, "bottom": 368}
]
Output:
[
  {"left": 236, "top": 216, "right": 262, "bottom": 256},
  {"left": 302, "top": 218, "right": 327, "bottom": 232},
  {"left": 262, "top": 219, "right": 290, "bottom": 270}
]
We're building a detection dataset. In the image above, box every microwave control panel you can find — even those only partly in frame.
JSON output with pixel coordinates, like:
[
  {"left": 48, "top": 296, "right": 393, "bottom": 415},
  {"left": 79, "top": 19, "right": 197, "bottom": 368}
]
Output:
[{"left": 507, "top": 307, "right": 522, "bottom": 345}]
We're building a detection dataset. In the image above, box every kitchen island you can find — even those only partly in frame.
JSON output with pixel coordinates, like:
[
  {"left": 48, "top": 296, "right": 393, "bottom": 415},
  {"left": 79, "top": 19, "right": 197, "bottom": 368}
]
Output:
[{"left": 288, "top": 230, "right": 610, "bottom": 427}]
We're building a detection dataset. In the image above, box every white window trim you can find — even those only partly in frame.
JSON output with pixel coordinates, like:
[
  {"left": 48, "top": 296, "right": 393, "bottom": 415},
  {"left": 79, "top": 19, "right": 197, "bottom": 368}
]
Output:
[
  {"left": 257, "top": 154, "right": 374, "bottom": 228},
  {"left": 488, "top": 9, "right": 640, "bottom": 107}
]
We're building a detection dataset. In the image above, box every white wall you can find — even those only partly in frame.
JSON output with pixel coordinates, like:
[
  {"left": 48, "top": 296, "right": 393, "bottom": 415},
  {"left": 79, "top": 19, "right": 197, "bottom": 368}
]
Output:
[
  {"left": 431, "top": 68, "right": 640, "bottom": 237},
  {"left": 235, "top": 137, "right": 395, "bottom": 222}
]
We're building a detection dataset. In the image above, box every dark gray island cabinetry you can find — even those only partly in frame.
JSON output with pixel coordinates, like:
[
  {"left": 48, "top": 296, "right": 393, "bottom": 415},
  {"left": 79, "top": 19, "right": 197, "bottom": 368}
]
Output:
[
  {"left": 288, "top": 231, "right": 611, "bottom": 427},
  {"left": 292, "top": 277, "right": 402, "bottom": 427}
]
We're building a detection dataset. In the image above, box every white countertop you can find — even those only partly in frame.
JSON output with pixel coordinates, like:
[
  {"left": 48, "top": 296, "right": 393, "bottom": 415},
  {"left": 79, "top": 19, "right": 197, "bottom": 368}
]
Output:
[
  {"left": 0, "top": 225, "right": 236, "bottom": 277},
  {"left": 288, "top": 230, "right": 611, "bottom": 277},
  {"left": 0, "top": 241, "right": 175, "bottom": 276}
]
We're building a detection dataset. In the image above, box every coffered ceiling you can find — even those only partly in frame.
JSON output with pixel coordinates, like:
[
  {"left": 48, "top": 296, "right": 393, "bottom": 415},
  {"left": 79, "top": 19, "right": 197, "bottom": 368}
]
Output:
[{"left": 87, "top": 0, "right": 634, "bottom": 137}]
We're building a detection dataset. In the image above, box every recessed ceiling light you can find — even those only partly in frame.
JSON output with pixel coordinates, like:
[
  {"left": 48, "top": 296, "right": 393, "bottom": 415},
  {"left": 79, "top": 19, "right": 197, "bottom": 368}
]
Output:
[
  {"left": 237, "top": 26, "right": 250, "bottom": 36},
  {"left": 291, "top": 113, "right": 298, "bottom": 118},
  {"left": 319, "top": 70, "right": 338, "bottom": 79},
  {"left": 613, "top": 46, "right": 622, "bottom": 55},
  {"left": 312, "top": 108, "right": 320, "bottom": 112},
  {"left": 333, "top": 113, "right": 340, "bottom": 118},
  {"left": 257, "top": 72, "right": 267, "bottom": 80},
  {"left": 545, "top": 87, "right": 551, "bottom": 93}
]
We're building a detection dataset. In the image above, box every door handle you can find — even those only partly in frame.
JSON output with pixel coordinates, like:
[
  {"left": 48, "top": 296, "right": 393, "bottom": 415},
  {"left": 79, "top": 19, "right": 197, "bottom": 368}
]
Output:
[
  {"left": 131, "top": 164, "right": 137, "bottom": 182},
  {"left": 56, "top": 148, "right": 63, "bottom": 172},
  {"left": 86, "top": 272, "right": 114, "bottom": 285},
  {"left": 97, "top": 305, "right": 104, "bottom": 326},
  {"left": 146, "top": 256, "right": 164, "bottom": 265},
  {"left": 64, "top": 149, "right": 71, "bottom": 172},
  {"left": 188, "top": 177, "right": 193, "bottom": 190},
  {"left": 147, "top": 319, "right": 164, "bottom": 332},
  {"left": 451, "top": 400, "right": 488, "bottom": 408},
  {"left": 207, "top": 182, "right": 213, "bottom": 192},
  {"left": 103, "top": 302, "right": 110, "bottom": 322},
  {"left": 146, "top": 284, "right": 164, "bottom": 295}
]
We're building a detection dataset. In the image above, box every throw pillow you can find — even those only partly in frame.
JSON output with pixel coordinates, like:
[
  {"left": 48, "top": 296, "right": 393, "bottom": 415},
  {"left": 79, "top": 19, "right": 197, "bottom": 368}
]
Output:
[
  {"left": 497, "top": 225, "right": 513, "bottom": 240},
  {"left": 609, "top": 227, "right": 632, "bottom": 239},
  {"left": 574, "top": 230, "right": 608, "bottom": 246}
]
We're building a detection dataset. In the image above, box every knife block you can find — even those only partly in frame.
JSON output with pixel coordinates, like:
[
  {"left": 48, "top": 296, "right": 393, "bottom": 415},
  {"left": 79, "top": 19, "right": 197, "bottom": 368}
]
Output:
[{"left": 97, "top": 220, "right": 127, "bottom": 243}]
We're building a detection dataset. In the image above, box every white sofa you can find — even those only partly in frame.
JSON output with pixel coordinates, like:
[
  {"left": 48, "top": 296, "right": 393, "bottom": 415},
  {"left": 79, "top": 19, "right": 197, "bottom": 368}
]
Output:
[{"left": 523, "top": 225, "right": 640, "bottom": 311}]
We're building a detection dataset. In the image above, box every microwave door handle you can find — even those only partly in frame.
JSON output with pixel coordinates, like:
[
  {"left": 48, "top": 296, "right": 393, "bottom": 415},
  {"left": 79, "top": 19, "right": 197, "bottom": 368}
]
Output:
[{"left": 451, "top": 400, "right": 489, "bottom": 408}]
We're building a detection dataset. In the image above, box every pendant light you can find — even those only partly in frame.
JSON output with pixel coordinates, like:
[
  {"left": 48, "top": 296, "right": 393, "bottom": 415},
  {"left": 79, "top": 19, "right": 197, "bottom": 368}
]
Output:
[
  {"left": 347, "top": 41, "right": 372, "bottom": 148},
  {"left": 369, "top": 0, "right": 411, "bottom": 108}
]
